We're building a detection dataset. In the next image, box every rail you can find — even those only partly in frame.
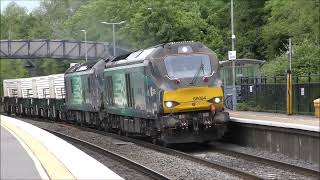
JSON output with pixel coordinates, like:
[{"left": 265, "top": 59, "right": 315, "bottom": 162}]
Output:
[
  {"left": 73, "top": 125, "right": 262, "bottom": 179},
  {"left": 214, "top": 145, "right": 319, "bottom": 177},
  {"left": 43, "top": 128, "right": 170, "bottom": 180}
]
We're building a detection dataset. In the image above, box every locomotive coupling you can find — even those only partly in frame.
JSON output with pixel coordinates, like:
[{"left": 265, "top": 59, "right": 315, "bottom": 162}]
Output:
[
  {"left": 210, "top": 104, "right": 216, "bottom": 115},
  {"left": 162, "top": 116, "right": 180, "bottom": 128},
  {"left": 213, "top": 112, "right": 230, "bottom": 123}
]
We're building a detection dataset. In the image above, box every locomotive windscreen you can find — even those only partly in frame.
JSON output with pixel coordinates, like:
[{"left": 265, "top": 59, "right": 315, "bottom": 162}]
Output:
[{"left": 164, "top": 54, "right": 211, "bottom": 79}]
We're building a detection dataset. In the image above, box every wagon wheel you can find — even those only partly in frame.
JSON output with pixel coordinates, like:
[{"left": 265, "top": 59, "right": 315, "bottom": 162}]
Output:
[
  {"left": 117, "top": 129, "right": 122, "bottom": 136},
  {"left": 125, "top": 131, "right": 129, "bottom": 137},
  {"left": 152, "top": 138, "right": 158, "bottom": 145},
  {"left": 162, "top": 141, "right": 169, "bottom": 148}
]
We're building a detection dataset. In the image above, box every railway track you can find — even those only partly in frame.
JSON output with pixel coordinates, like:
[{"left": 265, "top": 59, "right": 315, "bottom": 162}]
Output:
[
  {"left": 43, "top": 128, "right": 170, "bottom": 180},
  {"left": 214, "top": 146, "right": 320, "bottom": 177},
  {"left": 58, "top": 123, "right": 319, "bottom": 179},
  {"left": 63, "top": 124, "right": 263, "bottom": 179},
  {"left": 13, "top": 116, "right": 319, "bottom": 179},
  {"left": 20, "top": 117, "right": 259, "bottom": 179},
  {"left": 175, "top": 143, "right": 320, "bottom": 179}
]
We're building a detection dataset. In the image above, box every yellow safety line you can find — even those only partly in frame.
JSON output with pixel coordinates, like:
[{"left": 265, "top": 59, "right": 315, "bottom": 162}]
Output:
[
  {"left": 2, "top": 125, "right": 50, "bottom": 180},
  {"left": 1, "top": 119, "right": 76, "bottom": 180}
]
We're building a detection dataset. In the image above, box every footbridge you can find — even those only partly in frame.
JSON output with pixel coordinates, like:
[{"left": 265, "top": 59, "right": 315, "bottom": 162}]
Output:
[{"left": 0, "top": 39, "right": 128, "bottom": 60}]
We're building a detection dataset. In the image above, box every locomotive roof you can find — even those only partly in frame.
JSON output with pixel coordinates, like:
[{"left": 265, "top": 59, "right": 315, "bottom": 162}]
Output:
[
  {"left": 64, "top": 41, "right": 214, "bottom": 72},
  {"left": 65, "top": 60, "right": 99, "bottom": 74},
  {"left": 106, "top": 41, "right": 206, "bottom": 68}
]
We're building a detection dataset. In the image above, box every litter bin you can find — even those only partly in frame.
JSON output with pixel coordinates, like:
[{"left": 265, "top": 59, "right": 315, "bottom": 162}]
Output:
[{"left": 314, "top": 98, "right": 320, "bottom": 118}]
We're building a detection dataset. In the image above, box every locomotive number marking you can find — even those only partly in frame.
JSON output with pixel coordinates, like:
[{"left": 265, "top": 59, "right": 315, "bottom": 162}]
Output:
[{"left": 193, "top": 96, "right": 206, "bottom": 101}]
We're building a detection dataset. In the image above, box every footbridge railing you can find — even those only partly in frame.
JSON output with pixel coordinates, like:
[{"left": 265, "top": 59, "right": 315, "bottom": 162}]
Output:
[{"left": 0, "top": 39, "right": 111, "bottom": 60}]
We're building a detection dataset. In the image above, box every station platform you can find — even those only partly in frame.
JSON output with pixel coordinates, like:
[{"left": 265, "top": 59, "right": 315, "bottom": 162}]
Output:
[
  {"left": 229, "top": 111, "right": 320, "bottom": 132},
  {"left": 0, "top": 115, "right": 123, "bottom": 180}
]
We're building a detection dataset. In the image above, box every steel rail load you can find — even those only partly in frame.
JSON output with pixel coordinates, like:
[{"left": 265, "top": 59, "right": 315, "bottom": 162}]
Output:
[{"left": 2, "top": 41, "right": 230, "bottom": 144}]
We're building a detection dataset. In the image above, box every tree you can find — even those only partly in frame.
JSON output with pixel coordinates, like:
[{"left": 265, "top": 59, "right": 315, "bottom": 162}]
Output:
[
  {"left": 235, "top": 0, "right": 267, "bottom": 60},
  {"left": 0, "top": 0, "right": 319, "bottom": 81},
  {"left": 0, "top": 60, "right": 29, "bottom": 96},
  {"left": 261, "top": 0, "right": 319, "bottom": 76},
  {"left": 0, "top": 2, "right": 29, "bottom": 39},
  {"left": 262, "top": 0, "right": 319, "bottom": 59}
]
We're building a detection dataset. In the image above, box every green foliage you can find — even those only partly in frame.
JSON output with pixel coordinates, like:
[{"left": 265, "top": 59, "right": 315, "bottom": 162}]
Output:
[
  {"left": 0, "top": 60, "right": 29, "bottom": 96},
  {"left": 235, "top": 0, "right": 267, "bottom": 60},
  {"left": 262, "top": 0, "right": 319, "bottom": 58},
  {"left": 261, "top": 53, "right": 288, "bottom": 76},
  {"left": 0, "top": 0, "right": 319, "bottom": 89},
  {"left": 262, "top": 39, "right": 320, "bottom": 76},
  {"left": 291, "top": 39, "right": 320, "bottom": 76},
  {"left": 0, "top": 3, "right": 29, "bottom": 39},
  {"left": 63, "top": 0, "right": 232, "bottom": 59}
]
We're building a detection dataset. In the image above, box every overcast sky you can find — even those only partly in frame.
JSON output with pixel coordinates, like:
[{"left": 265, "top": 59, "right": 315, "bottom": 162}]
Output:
[{"left": 1, "top": 0, "right": 40, "bottom": 13}]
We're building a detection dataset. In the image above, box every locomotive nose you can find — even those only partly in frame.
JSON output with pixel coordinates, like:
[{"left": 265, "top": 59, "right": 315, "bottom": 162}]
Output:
[{"left": 162, "top": 86, "right": 224, "bottom": 114}]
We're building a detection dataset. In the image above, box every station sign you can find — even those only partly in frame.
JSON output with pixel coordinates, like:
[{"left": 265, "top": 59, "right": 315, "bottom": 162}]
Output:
[{"left": 228, "top": 51, "right": 236, "bottom": 61}]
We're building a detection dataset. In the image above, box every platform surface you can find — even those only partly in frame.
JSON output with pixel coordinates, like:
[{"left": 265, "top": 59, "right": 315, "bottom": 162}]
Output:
[
  {"left": 229, "top": 111, "right": 320, "bottom": 132},
  {"left": 0, "top": 115, "right": 123, "bottom": 180},
  {"left": 1, "top": 126, "right": 45, "bottom": 180}
]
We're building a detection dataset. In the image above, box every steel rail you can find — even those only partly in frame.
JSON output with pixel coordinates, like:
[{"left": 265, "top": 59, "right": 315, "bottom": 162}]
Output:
[
  {"left": 69, "top": 125, "right": 263, "bottom": 180},
  {"left": 214, "top": 146, "right": 320, "bottom": 177},
  {"left": 42, "top": 128, "right": 170, "bottom": 180}
]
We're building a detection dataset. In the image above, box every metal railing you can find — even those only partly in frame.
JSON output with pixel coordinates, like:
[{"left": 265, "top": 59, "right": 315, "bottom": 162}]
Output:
[{"left": 239, "top": 74, "right": 320, "bottom": 114}]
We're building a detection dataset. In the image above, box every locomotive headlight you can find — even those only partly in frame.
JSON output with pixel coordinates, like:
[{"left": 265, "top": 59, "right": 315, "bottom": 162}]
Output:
[
  {"left": 165, "top": 101, "right": 174, "bottom": 108},
  {"left": 182, "top": 46, "right": 188, "bottom": 53},
  {"left": 178, "top": 46, "right": 193, "bottom": 53},
  {"left": 208, "top": 97, "right": 223, "bottom": 104},
  {"left": 164, "top": 101, "right": 180, "bottom": 108},
  {"left": 214, "top": 97, "right": 221, "bottom": 103}
]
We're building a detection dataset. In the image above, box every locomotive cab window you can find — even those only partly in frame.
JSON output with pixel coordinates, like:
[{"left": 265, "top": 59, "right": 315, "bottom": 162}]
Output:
[{"left": 164, "top": 54, "right": 211, "bottom": 79}]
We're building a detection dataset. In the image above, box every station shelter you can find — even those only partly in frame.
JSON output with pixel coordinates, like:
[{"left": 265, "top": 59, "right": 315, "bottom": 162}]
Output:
[{"left": 219, "top": 59, "right": 265, "bottom": 109}]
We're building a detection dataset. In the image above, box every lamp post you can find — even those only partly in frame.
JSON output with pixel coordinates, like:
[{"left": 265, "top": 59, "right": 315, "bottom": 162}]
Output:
[
  {"left": 101, "top": 21, "right": 126, "bottom": 56},
  {"left": 230, "top": 0, "right": 237, "bottom": 111},
  {"left": 80, "top": 29, "right": 87, "bottom": 62}
]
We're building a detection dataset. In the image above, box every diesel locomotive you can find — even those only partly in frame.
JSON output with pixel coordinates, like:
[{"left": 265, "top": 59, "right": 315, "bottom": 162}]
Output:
[{"left": 2, "top": 41, "right": 229, "bottom": 144}]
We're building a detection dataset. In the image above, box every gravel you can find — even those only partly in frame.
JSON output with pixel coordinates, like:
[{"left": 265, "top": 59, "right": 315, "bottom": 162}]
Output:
[
  {"left": 191, "top": 151, "right": 316, "bottom": 179},
  {"left": 68, "top": 140, "right": 153, "bottom": 180},
  {"left": 211, "top": 141, "right": 319, "bottom": 172},
  {"left": 17, "top": 118, "right": 240, "bottom": 180},
  {"left": 170, "top": 142, "right": 318, "bottom": 179}
]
